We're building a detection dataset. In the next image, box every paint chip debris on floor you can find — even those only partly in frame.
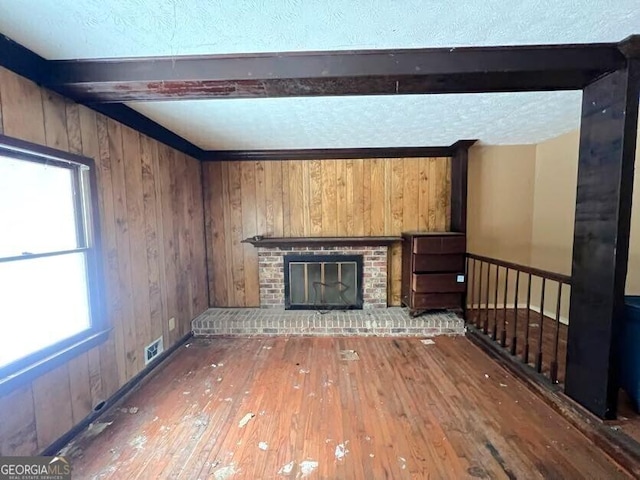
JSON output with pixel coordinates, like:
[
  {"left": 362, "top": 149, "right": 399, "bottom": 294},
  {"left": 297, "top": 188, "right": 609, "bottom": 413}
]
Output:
[
  {"left": 340, "top": 350, "right": 359, "bottom": 361},
  {"left": 238, "top": 412, "right": 255, "bottom": 428},
  {"left": 335, "top": 443, "right": 349, "bottom": 460}
]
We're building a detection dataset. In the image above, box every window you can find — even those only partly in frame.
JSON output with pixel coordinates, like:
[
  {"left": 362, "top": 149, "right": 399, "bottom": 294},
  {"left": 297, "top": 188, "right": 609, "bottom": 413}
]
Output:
[{"left": 0, "top": 135, "right": 107, "bottom": 390}]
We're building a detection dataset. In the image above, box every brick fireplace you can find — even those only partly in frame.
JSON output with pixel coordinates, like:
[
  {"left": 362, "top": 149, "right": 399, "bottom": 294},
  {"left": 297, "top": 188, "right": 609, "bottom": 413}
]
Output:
[
  {"left": 258, "top": 245, "right": 388, "bottom": 309},
  {"left": 191, "top": 235, "right": 466, "bottom": 337}
]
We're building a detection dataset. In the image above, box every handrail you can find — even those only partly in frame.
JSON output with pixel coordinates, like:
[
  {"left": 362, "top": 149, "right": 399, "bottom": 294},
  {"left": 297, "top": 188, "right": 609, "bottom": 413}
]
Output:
[
  {"left": 467, "top": 253, "right": 571, "bottom": 285},
  {"left": 464, "top": 252, "right": 571, "bottom": 385}
]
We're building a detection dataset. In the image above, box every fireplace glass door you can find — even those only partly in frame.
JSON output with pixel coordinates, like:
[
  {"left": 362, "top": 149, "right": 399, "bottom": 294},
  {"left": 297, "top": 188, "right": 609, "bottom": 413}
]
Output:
[{"left": 284, "top": 254, "right": 363, "bottom": 310}]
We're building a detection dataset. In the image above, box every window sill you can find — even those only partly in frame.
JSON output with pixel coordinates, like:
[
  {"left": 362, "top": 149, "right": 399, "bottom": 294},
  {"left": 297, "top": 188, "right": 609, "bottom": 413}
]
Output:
[{"left": 0, "top": 328, "right": 111, "bottom": 397}]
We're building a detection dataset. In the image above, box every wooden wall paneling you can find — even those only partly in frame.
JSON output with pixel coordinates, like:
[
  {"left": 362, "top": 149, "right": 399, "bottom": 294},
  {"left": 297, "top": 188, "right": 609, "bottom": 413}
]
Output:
[
  {"left": 65, "top": 103, "right": 82, "bottom": 154},
  {"left": 417, "top": 158, "right": 430, "bottom": 231},
  {"left": 321, "top": 160, "right": 337, "bottom": 236},
  {"left": 445, "top": 157, "right": 452, "bottom": 231},
  {"left": 269, "top": 161, "right": 285, "bottom": 236},
  {"left": 41, "top": 91, "right": 68, "bottom": 151},
  {"left": 262, "top": 161, "right": 276, "bottom": 237},
  {"left": 42, "top": 92, "right": 91, "bottom": 426},
  {"left": 157, "top": 145, "right": 178, "bottom": 336},
  {"left": 352, "top": 159, "right": 365, "bottom": 235},
  {"left": 140, "top": 135, "right": 164, "bottom": 343},
  {"left": 107, "top": 119, "right": 140, "bottom": 379},
  {"left": 390, "top": 159, "right": 405, "bottom": 305},
  {"left": 0, "top": 67, "right": 207, "bottom": 455},
  {"left": 428, "top": 158, "right": 438, "bottom": 229},
  {"left": 382, "top": 160, "right": 392, "bottom": 235},
  {"left": 220, "top": 162, "right": 236, "bottom": 305},
  {"left": 0, "top": 68, "right": 45, "bottom": 144},
  {"left": 204, "top": 162, "right": 228, "bottom": 306},
  {"left": 403, "top": 158, "right": 420, "bottom": 232},
  {"left": 174, "top": 153, "right": 191, "bottom": 336},
  {"left": 202, "top": 163, "right": 215, "bottom": 303},
  {"left": 66, "top": 354, "right": 92, "bottom": 424},
  {"left": 370, "top": 158, "right": 385, "bottom": 235},
  {"left": 184, "top": 154, "right": 198, "bottom": 324},
  {"left": 0, "top": 77, "right": 4, "bottom": 134},
  {"left": 203, "top": 156, "right": 452, "bottom": 307},
  {"left": 282, "top": 162, "right": 291, "bottom": 237},
  {"left": 32, "top": 364, "right": 73, "bottom": 451},
  {"left": 336, "top": 159, "right": 349, "bottom": 235},
  {"left": 0, "top": 385, "right": 37, "bottom": 455},
  {"left": 167, "top": 149, "right": 183, "bottom": 338},
  {"left": 255, "top": 162, "right": 268, "bottom": 237},
  {"left": 194, "top": 161, "right": 208, "bottom": 314},
  {"left": 363, "top": 160, "right": 373, "bottom": 236},
  {"left": 309, "top": 159, "right": 324, "bottom": 235},
  {"left": 95, "top": 114, "right": 127, "bottom": 392},
  {"left": 122, "top": 126, "right": 152, "bottom": 369},
  {"left": 78, "top": 106, "right": 109, "bottom": 405},
  {"left": 58, "top": 99, "right": 93, "bottom": 423},
  {"left": 191, "top": 155, "right": 207, "bottom": 315},
  {"left": 241, "top": 161, "right": 260, "bottom": 306},
  {"left": 274, "top": 161, "right": 286, "bottom": 236},
  {"left": 228, "top": 162, "right": 246, "bottom": 306},
  {"left": 301, "top": 161, "right": 311, "bottom": 235},
  {"left": 345, "top": 159, "right": 356, "bottom": 235},
  {"left": 288, "top": 161, "right": 305, "bottom": 236}
]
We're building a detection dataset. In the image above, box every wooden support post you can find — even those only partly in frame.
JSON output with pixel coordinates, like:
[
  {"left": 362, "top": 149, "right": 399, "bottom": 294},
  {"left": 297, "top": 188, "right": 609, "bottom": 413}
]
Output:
[
  {"left": 450, "top": 140, "right": 476, "bottom": 233},
  {"left": 565, "top": 39, "right": 640, "bottom": 419}
]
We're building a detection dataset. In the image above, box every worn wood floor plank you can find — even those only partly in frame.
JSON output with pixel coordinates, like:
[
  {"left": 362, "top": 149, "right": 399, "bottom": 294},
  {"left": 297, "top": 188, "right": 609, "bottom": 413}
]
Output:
[{"left": 63, "top": 336, "right": 630, "bottom": 479}]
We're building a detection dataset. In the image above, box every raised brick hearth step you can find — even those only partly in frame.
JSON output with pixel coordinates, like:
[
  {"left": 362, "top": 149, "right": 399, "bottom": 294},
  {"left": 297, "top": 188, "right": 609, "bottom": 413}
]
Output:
[{"left": 192, "top": 307, "right": 465, "bottom": 337}]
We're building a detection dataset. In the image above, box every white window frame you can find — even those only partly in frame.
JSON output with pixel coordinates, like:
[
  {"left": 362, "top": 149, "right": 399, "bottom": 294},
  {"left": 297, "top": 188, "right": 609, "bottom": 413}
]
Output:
[{"left": 0, "top": 134, "right": 108, "bottom": 394}]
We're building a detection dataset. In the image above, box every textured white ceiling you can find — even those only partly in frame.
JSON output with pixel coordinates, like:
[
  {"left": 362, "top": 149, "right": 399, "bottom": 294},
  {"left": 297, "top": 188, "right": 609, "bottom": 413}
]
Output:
[
  {"left": 129, "top": 92, "right": 583, "bottom": 150},
  {"left": 0, "top": 1, "right": 635, "bottom": 148},
  {"left": 0, "top": 1, "right": 638, "bottom": 59}
]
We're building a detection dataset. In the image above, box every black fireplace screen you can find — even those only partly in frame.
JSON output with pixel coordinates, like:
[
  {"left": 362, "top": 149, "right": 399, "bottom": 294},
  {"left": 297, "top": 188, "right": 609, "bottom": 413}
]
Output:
[{"left": 283, "top": 254, "right": 364, "bottom": 310}]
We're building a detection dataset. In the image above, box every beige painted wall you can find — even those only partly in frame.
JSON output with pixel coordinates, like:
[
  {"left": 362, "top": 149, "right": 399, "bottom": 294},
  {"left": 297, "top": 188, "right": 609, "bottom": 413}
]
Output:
[
  {"left": 467, "top": 144, "right": 536, "bottom": 305},
  {"left": 531, "top": 126, "right": 640, "bottom": 295},
  {"left": 467, "top": 144, "right": 536, "bottom": 265},
  {"left": 467, "top": 122, "right": 640, "bottom": 317}
]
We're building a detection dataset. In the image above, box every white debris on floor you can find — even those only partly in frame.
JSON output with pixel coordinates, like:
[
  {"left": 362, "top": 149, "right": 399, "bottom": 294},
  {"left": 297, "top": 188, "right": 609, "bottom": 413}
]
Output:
[
  {"left": 258, "top": 441, "right": 268, "bottom": 451},
  {"left": 238, "top": 412, "right": 255, "bottom": 428},
  {"left": 213, "top": 464, "right": 238, "bottom": 480},
  {"left": 278, "top": 461, "right": 294, "bottom": 475},
  {"left": 299, "top": 460, "right": 319, "bottom": 477},
  {"left": 340, "top": 350, "right": 359, "bottom": 361},
  {"left": 335, "top": 443, "right": 349, "bottom": 460},
  {"left": 421, "top": 339, "right": 435, "bottom": 345}
]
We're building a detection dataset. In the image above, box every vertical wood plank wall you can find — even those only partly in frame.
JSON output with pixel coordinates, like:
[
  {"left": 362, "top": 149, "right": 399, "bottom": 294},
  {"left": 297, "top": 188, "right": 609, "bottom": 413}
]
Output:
[
  {"left": 0, "top": 67, "right": 208, "bottom": 455},
  {"left": 203, "top": 158, "right": 452, "bottom": 307}
]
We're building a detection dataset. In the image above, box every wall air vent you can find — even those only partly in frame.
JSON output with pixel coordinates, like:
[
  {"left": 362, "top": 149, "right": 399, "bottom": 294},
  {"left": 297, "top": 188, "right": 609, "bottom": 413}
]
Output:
[{"left": 144, "top": 336, "right": 164, "bottom": 365}]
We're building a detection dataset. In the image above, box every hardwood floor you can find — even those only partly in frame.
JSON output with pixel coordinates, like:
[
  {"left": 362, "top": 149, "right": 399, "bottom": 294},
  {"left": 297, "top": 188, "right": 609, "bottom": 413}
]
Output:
[{"left": 63, "top": 336, "right": 629, "bottom": 479}]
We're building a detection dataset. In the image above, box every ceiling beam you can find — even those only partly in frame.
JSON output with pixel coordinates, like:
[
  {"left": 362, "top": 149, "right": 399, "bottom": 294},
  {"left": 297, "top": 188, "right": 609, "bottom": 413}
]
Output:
[
  {"left": 0, "top": 34, "right": 205, "bottom": 159},
  {"left": 200, "top": 142, "right": 476, "bottom": 161},
  {"left": 47, "top": 43, "right": 626, "bottom": 102}
]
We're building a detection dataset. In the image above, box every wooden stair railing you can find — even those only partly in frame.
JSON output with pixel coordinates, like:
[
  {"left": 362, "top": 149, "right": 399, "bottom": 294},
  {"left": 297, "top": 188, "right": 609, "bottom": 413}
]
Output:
[{"left": 465, "top": 253, "right": 571, "bottom": 384}]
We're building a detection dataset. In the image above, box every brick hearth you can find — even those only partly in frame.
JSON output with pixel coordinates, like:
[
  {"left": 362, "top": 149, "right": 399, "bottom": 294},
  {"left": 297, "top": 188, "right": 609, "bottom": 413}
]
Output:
[{"left": 192, "top": 308, "right": 465, "bottom": 337}]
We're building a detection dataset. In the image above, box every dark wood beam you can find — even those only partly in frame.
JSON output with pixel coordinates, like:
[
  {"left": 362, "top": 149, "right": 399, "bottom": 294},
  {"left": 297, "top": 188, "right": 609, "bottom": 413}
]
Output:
[
  {"left": 564, "top": 52, "right": 640, "bottom": 419},
  {"left": 0, "top": 34, "right": 204, "bottom": 159},
  {"left": 450, "top": 140, "right": 476, "bottom": 232},
  {"left": 201, "top": 145, "right": 461, "bottom": 161},
  {"left": 47, "top": 43, "right": 625, "bottom": 102},
  {"left": 0, "top": 34, "right": 47, "bottom": 84}
]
